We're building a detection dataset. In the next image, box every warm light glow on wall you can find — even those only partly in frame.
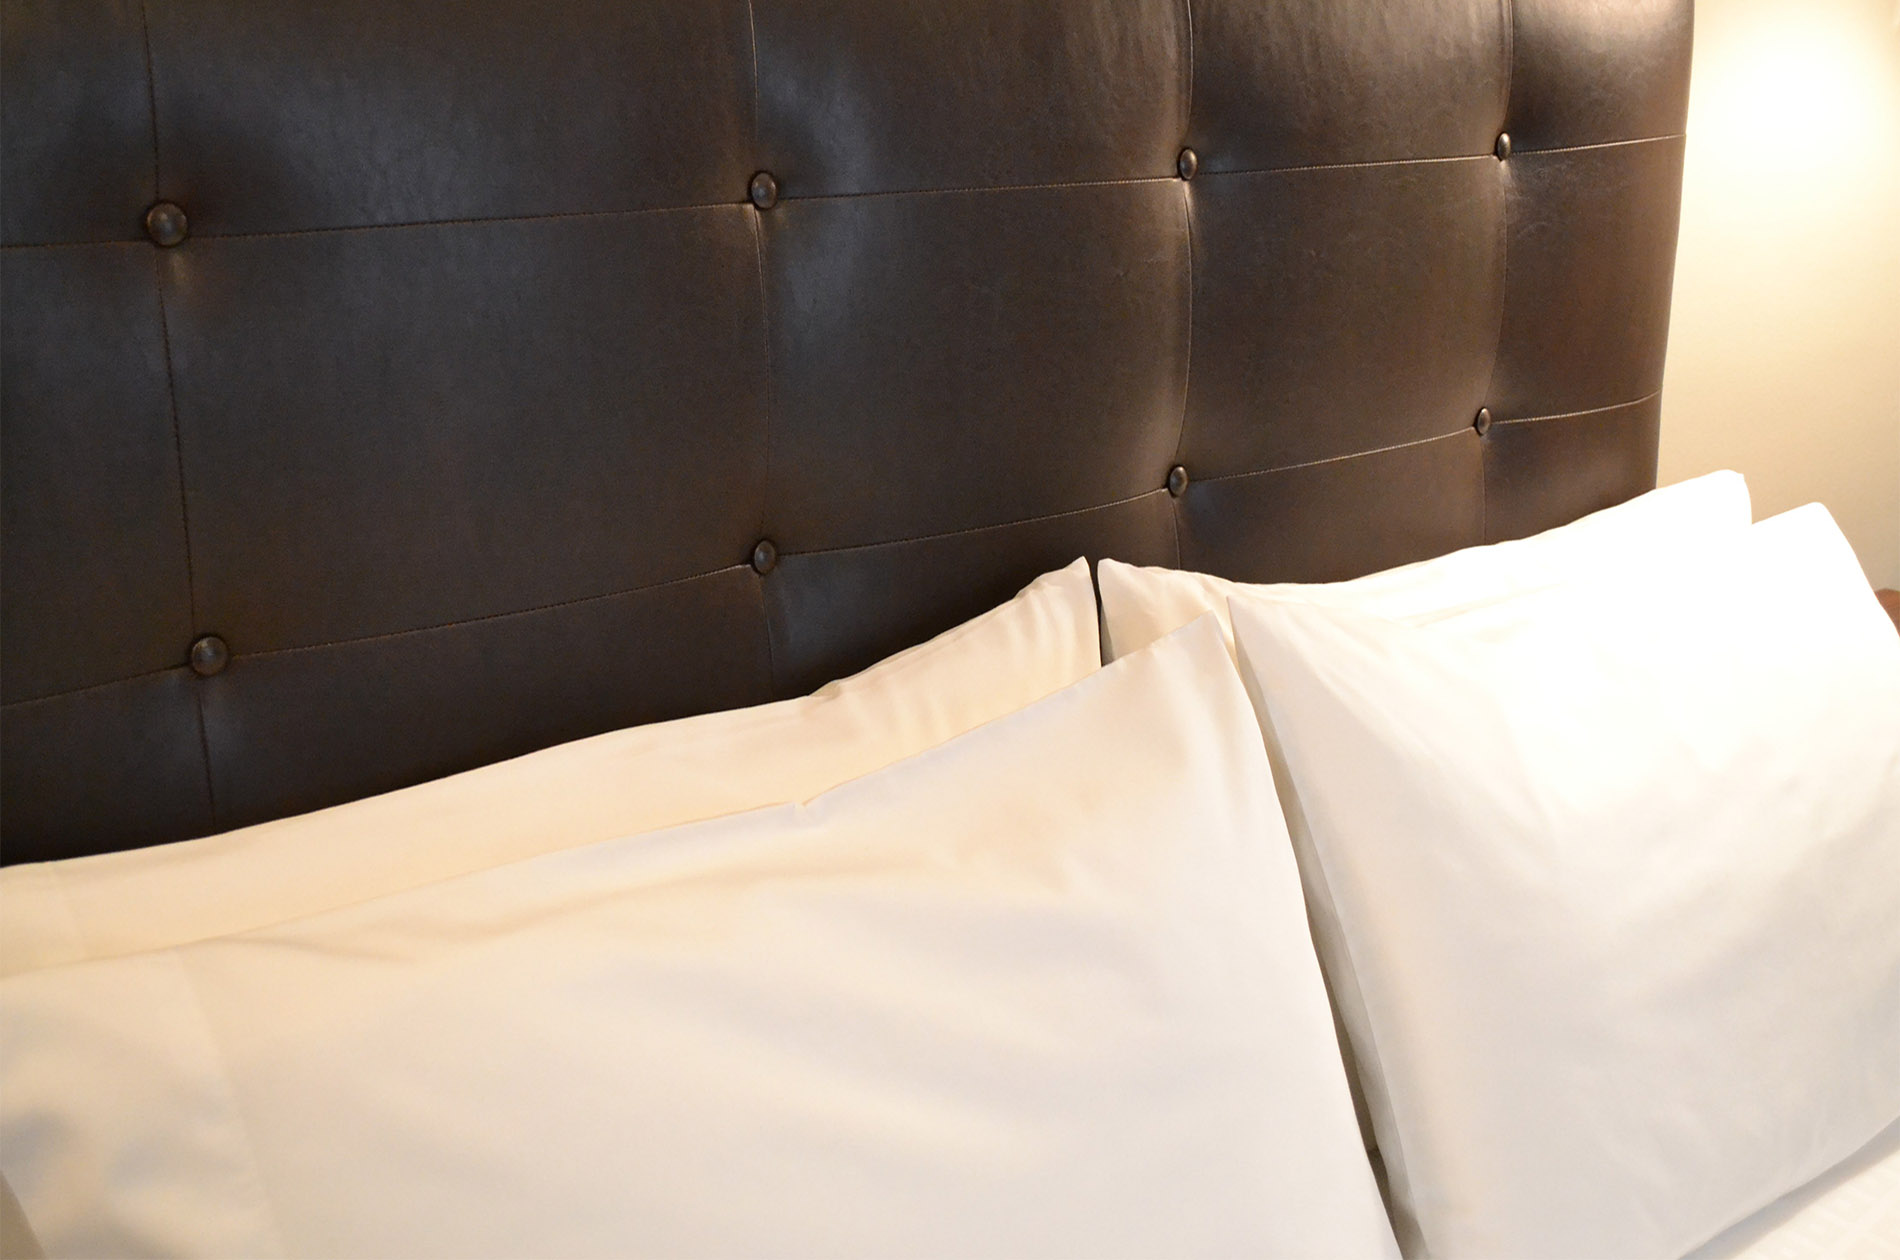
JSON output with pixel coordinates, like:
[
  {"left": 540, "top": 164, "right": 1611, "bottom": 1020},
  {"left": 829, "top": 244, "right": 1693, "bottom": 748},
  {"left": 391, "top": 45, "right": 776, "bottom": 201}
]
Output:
[
  {"left": 1688, "top": 8, "right": 1898, "bottom": 199},
  {"left": 1659, "top": 0, "right": 1900, "bottom": 589}
]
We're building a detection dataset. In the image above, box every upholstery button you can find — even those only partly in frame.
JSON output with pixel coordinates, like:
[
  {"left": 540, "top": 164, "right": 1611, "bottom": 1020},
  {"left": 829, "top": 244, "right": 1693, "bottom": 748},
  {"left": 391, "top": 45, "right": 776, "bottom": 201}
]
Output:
[
  {"left": 749, "top": 171, "right": 779, "bottom": 210},
  {"left": 750, "top": 539, "right": 778, "bottom": 575},
  {"left": 1167, "top": 465, "right": 1189, "bottom": 497},
  {"left": 188, "top": 634, "right": 229, "bottom": 677},
  {"left": 1176, "top": 147, "right": 1198, "bottom": 181},
  {"left": 1494, "top": 132, "right": 1512, "bottom": 160},
  {"left": 1473, "top": 407, "right": 1494, "bottom": 436},
  {"left": 144, "top": 201, "right": 188, "bottom": 247}
]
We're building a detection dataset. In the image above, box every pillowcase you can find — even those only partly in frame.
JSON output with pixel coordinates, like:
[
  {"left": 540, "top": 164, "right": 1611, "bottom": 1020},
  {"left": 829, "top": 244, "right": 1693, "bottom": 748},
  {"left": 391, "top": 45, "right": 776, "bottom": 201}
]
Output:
[
  {"left": 0, "top": 616, "right": 1399, "bottom": 1260},
  {"left": 0, "top": 561, "right": 1100, "bottom": 979},
  {"left": 1098, "top": 469, "right": 1751, "bottom": 662},
  {"left": 1228, "top": 504, "right": 1900, "bottom": 1258}
]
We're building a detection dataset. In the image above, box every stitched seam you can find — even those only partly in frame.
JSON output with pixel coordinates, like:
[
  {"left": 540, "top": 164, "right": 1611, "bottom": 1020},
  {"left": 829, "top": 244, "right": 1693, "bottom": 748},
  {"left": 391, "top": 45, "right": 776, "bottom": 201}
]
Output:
[
  {"left": 1517, "top": 133, "right": 1684, "bottom": 157},
  {"left": 1480, "top": 430, "right": 1491, "bottom": 543},
  {"left": 154, "top": 253, "right": 212, "bottom": 816},
  {"left": 1198, "top": 429, "right": 1470, "bottom": 486},
  {"left": 1500, "top": 0, "right": 1516, "bottom": 134},
  {"left": 1172, "top": 186, "right": 1195, "bottom": 463},
  {"left": 192, "top": 683, "right": 218, "bottom": 826},
  {"left": 1496, "top": 390, "right": 1661, "bottom": 425},
  {"left": 1170, "top": 176, "right": 1194, "bottom": 569},
  {"left": 1182, "top": 0, "right": 1195, "bottom": 133},
  {"left": 748, "top": 159, "right": 780, "bottom": 694},
  {"left": 2, "top": 563, "right": 742, "bottom": 707},
  {"left": 0, "top": 132, "right": 1692, "bottom": 253},
  {"left": 1, "top": 666, "right": 181, "bottom": 711},
  {"left": 142, "top": 200, "right": 744, "bottom": 244},
  {"left": 756, "top": 579, "right": 780, "bottom": 699},
  {"left": 0, "top": 237, "right": 152, "bottom": 251},
  {"left": 749, "top": 212, "right": 775, "bottom": 543},
  {"left": 742, "top": 0, "right": 762, "bottom": 155},
  {"left": 136, "top": 0, "right": 162, "bottom": 195},
  {"left": 787, "top": 488, "right": 1169, "bottom": 559},
  {"left": 789, "top": 174, "right": 1179, "bottom": 204},
  {"left": 1205, "top": 153, "right": 1492, "bottom": 180},
  {"left": 243, "top": 564, "right": 747, "bottom": 662},
  {"left": 151, "top": 259, "right": 198, "bottom": 630}
]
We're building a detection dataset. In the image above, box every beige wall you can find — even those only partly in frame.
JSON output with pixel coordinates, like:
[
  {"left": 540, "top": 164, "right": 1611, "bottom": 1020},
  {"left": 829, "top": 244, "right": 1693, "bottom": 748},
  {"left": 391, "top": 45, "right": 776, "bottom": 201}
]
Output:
[{"left": 1659, "top": 0, "right": 1900, "bottom": 587}]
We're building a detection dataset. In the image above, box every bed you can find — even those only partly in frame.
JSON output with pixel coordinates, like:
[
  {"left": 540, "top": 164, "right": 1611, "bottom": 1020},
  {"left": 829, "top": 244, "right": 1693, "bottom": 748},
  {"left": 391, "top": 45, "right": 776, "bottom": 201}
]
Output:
[{"left": 3, "top": 1, "right": 1897, "bottom": 1256}]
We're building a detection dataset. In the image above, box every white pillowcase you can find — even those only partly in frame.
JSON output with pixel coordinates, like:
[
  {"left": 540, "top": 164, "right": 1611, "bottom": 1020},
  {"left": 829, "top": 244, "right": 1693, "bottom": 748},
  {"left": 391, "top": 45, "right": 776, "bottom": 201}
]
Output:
[
  {"left": 1228, "top": 504, "right": 1900, "bottom": 1259},
  {"left": 0, "top": 560, "right": 1100, "bottom": 978},
  {"left": 1098, "top": 470, "right": 1751, "bottom": 662},
  {"left": 0, "top": 616, "right": 1399, "bottom": 1260}
]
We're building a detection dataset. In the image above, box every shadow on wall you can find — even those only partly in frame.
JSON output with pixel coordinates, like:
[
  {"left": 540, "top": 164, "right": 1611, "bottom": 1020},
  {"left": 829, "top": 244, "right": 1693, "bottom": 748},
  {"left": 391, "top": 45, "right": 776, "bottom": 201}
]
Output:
[{"left": 1659, "top": 0, "right": 1900, "bottom": 588}]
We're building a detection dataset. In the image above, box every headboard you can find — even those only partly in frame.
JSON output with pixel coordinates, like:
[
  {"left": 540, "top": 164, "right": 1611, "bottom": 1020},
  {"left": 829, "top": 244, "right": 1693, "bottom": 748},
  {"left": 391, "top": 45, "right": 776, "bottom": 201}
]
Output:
[{"left": 0, "top": 0, "right": 1691, "bottom": 863}]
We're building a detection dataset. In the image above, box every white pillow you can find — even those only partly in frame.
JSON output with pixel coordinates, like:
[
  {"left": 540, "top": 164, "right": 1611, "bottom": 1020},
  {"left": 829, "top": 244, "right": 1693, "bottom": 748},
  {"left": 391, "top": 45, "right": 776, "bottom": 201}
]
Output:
[
  {"left": 0, "top": 616, "right": 1399, "bottom": 1260},
  {"left": 1098, "top": 470, "right": 1751, "bottom": 662},
  {"left": 0, "top": 561, "right": 1100, "bottom": 979},
  {"left": 1228, "top": 504, "right": 1900, "bottom": 1258}
]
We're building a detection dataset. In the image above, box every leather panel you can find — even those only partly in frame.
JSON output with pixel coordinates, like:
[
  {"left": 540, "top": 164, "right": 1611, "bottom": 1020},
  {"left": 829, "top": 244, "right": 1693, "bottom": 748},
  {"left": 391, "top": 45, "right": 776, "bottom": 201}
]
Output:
[
  {"left": 1489, "top": 136, "right": 1685, "bottom": 419},
  {"left": 146, "top": 0, "right": 754, "bottom": 235},
  {"left": 164, "top": 208, "right": 766, "bottom": 653},
  {"left": 1190, "top": 0, "right": 1506, "bottom": 172},
  {"left": 766, "top": 494, "right": 1174, "bottom": 697},
  {"left": 0, "top": 673, "right": 211, "bottom": 862},
  {"left": 1483, "top": 394, "right": 1662, "bottom": 542},
  {"left": 201, "top": 568, "right": 770, "bottom": 831},
  {"left": 1, "top": 246, "right": 193, "bottom": 702},
  {"left": 755, "top": 0, "right": 1186, "bottom": 196},
  {"left": 765, "top": 184, "right": 1188, "bottom": 550},
  {"left": 1178, "top": 433, "right": 1485, "bottom": 583},
  {"left": 1182, "top": 159, "right": 1504, "bottom": 476},
  {"left": 1509, "top": 0, "right": 1692, "bottom": 150},
  {"left": 0, "top": 0, "right": 153, "bottom": 246}
]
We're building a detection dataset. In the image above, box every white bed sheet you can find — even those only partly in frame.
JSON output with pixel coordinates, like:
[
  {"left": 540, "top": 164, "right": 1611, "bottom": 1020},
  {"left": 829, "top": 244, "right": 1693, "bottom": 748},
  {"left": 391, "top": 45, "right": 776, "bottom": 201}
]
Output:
[{"left": 1687, "top": 1117, "right": 1900, "bottom": 1259}]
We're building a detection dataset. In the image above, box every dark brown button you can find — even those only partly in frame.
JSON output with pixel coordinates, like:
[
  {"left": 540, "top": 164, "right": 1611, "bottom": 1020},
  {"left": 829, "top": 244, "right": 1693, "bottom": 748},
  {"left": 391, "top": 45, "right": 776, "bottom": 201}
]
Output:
[
  {"left": 144, "top": 201, "right": 188, "bottom": 247},
  {"left": 188, "top": 634, "right": 229, "bottom": 677},
  {"left": 1473, "top": 407, "right": 1494, "bottom": 436},
  {"left": 750, "top": 539, "right": 778, "bottom": 575},
  {"left": 749, "top": 171, "right": 779, "bottom": 210},
  {"left": 1176, "top": 147, "right": 1198, "bottom": 181},
  {"left": 1494, "top": 132, "right": 1512, "bottom": 160},
  {"left": 1167, "top": 465, "right": 1189, "bottom": 497}
]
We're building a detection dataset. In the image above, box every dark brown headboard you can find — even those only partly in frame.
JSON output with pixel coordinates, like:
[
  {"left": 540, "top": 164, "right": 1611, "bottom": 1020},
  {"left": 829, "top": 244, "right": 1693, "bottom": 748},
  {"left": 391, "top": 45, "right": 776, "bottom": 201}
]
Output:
[{"left": 0, "top": 0, "right": 1690, "bottom": 862}]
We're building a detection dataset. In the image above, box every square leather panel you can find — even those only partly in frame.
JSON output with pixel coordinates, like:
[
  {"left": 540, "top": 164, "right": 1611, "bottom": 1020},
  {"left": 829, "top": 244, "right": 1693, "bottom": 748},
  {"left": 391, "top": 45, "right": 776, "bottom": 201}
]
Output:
[
  {"left": 147, "top": 0, "right": 753, "bottom": 235},
  {"left": 767, "top": 494, "right": 1173, "bottom": 697},
  {"left": 1190, "top": 0, "right": 1505, "bottom": 172},
  {"left": 202, "top": 568, "right": 769, "bottom": 830},
  {"left": 0, "top": 0, "right": 154, "bottom": 246},
  {"left": 1178, "top": 431, "right": 1483, "bottom": 583},
  {"left": 1509, "top": 0, "right": 1691, "bottom": 151},
  {"left": 1183, "top": 158, "right": 1503, "bottom": 477},
  {"left": 1483, "top": 394, "right": 1661, "bottom": 542},
  {"left": 754, "top": 0, "right": 1185, "bottom": 197},
  {"left": 765, "top": 183, "right": 1188, "bottom": 551},
  {"left": 1489, "top": 136, "right": 1684, "bottom": 420},
  {"left": 1, "top": 673, "right": 211, "bottom": 862},
  {"left": 165, "top": 207, "right": 766, "bottom": 654},
  {"left": 1, "top": 246, "right": 193, "bottom": 703}
]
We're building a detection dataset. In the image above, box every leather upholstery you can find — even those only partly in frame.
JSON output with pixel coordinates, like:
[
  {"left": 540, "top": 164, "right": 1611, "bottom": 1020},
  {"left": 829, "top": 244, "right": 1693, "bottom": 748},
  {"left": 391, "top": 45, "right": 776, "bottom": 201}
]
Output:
[{"left": 0, "top": 0, "right": 1691, "bottom": 862}]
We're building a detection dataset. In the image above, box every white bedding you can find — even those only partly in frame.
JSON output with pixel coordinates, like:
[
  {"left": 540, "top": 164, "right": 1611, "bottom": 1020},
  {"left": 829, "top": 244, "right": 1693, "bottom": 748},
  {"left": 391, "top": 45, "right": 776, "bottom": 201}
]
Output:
[{"left": 1689, "top": 1118, "right": 1900, "bottom": 1260}]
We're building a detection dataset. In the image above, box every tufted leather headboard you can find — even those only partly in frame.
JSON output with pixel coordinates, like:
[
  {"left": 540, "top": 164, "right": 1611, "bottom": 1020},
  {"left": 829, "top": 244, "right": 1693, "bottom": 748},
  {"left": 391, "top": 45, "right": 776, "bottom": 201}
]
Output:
[{"left": 1, "top": 0, "right": 1690, "bottom": 863}]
